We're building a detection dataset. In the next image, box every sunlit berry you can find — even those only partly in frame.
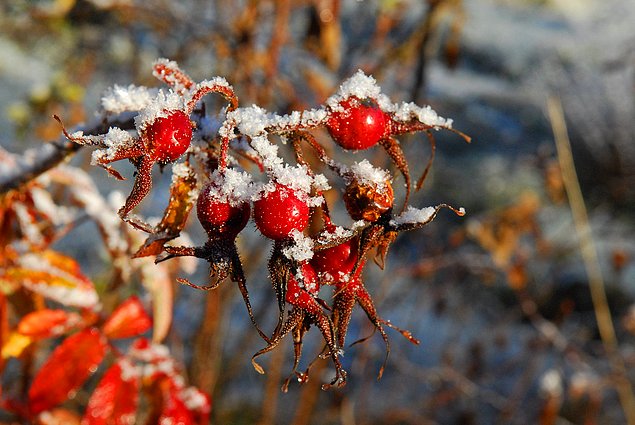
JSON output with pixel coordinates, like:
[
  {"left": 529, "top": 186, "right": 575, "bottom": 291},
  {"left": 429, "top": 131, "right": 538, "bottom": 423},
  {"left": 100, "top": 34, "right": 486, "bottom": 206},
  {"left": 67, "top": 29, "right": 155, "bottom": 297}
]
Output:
[
  {"left": 311, "top": 238, "right": 359, "bottom": 284},
  {"left": 326, "top": 98, "right": 390, "bottom": 150},
  {"left": 253, "top": 184, "right": 310, "bottom": 240},
  {"left": 143, "top": 110, "right": 193, "bottom": 163}
]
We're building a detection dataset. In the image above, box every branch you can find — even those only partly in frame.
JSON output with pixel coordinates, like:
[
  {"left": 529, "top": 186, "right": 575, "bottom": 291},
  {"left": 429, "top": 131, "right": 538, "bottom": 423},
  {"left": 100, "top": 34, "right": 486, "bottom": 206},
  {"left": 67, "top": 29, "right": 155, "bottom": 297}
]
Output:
[
  {"left": 0, "top": 117, "right": 127, "bottom": 196},
  {"left": 0, "top": 139, "right": 82, "bottom": 195}
]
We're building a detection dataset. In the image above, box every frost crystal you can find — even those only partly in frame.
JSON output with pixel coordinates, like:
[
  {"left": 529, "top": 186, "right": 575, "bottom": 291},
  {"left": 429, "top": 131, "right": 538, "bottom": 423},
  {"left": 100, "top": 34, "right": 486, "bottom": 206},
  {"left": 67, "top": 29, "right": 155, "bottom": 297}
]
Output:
[
  {"left": 196, "top": 77, "right": 232, "bottom": 93},
  {"left": 103, "top": 127, "right": 136, "bottom": 149},
  {"left": 135, "top": 90, "right": 186, "bottom": 131},
  {"left": 101, "top": 84, "right": 157, "bottom": 114},
  {"left": 118, "top": 358, "right": 140, "bottom": 382},
  {"left": 180, "top": 387, "right": 210, "bottom": 412},
  {"left": 392, "top": 102, "right": 453, "bottom": 128},
  {"left": 345, "top": 159, "right": 391, "bottom": 187},
  {"left": 282, "top": 230, "right": 315, "bottom": 262},
  {"left": 317, "top": 225, "right": 353, "bottom": 244},
  {"left": 207, "top": 168, "right": 258, "bottom": 206},
  {"left": 326, "top": 70, "right": 382, "bottom": 111},
  {"left": 389, "top": 205, "right": 436, "bottom": 226}
]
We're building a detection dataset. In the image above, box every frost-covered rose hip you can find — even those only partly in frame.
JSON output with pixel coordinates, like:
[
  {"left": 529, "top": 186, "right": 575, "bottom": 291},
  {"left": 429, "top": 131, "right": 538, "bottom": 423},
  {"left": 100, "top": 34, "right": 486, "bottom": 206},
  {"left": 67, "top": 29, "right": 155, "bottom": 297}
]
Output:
[
  {"left": 196, "top": 182, "right": 250, "bottom": 239},
  {"left": 326, "top": 98, "right": 390, "bottom": 150},
  {"left": 143, "top": 110, "right": 193, "bottom": 163},
  {"left": 253, "top": 184, "right": 310, "bottom": 240}
]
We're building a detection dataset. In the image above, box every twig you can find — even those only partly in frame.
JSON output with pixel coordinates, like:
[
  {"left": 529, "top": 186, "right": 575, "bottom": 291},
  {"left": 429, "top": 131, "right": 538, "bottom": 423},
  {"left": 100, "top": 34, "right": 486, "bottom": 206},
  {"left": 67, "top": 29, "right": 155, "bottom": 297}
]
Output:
[
  {"left": 0, "top": 139, "right": 81, "bottom": 195},
  {"left": 547, "top": 95, "right": 635, "bottom": 425}
]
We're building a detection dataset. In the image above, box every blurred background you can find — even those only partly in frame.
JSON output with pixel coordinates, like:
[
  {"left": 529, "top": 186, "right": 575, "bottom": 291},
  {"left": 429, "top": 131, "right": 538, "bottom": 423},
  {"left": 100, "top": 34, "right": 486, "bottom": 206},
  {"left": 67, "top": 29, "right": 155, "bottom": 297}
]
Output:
[{"left": 1, "top": 0, "right": 635, "bottom": 423}]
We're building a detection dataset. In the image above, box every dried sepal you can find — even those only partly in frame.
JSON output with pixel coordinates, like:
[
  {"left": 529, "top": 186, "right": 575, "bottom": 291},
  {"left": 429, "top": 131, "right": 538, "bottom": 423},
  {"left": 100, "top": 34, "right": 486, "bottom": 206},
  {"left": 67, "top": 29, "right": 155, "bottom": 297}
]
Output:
[{"left": 134, "top": 163, "right": 198, "bottom": 258}]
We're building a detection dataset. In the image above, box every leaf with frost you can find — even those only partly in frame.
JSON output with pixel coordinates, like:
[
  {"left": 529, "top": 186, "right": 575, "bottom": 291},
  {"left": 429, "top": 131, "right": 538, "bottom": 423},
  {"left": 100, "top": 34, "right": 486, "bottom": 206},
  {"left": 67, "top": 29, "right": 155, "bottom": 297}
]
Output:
[{"left": 1, "top": 250, "right": 100, "bottom": 310}]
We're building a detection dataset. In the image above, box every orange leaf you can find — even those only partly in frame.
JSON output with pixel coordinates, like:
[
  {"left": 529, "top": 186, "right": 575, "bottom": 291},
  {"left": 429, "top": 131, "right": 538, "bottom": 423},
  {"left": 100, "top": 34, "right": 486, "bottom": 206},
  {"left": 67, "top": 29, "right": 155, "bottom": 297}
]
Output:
[
  {"left": 82, "top": 360, "right": 139, "bottom": 425},
  {"left": 102, "top": 297, "right": 152, "bottom": 340},
  {"left": 29, "top": 328, "right": 108, "bottom": 414},
  {"left": 18, "top": 309, "right": 82, "bottom": 339}
]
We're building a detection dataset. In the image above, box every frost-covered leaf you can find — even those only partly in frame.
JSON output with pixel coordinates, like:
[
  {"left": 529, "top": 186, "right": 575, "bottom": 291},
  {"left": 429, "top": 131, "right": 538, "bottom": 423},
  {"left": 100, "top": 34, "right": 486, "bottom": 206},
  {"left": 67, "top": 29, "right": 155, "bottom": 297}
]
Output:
[
  {"left": 133, "top": 164, "right": 197, "bottom": 258},
  {"left": 29, "top": 328, "right": 108, "bottom": 414},
  {"left": 1, "top": 250, "right": 100, "bottom": 310},
  {"left": 17, "top": 309, "right": 83, "bottom": 339},
  {"left": 82, "top": 360, "right": 139, "bottom": 425},
  {"left": 102, "top": 296, "right": 152, "bottom": 340}
]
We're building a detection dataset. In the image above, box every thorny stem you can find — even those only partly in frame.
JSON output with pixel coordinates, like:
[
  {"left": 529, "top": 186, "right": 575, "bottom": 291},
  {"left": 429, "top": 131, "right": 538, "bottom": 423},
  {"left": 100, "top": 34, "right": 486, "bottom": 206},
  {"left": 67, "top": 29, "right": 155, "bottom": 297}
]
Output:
[{"left": 547, "top": 95, "right": 635, "bottom": 425}]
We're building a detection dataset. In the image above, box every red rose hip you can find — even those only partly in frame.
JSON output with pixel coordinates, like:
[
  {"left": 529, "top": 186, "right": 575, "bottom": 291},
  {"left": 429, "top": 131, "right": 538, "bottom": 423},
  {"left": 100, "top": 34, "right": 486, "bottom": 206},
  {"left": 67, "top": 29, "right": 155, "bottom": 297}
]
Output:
[
  {"left": 143, "top": 110, "right": 193, "bottom": 163},
  {"left": 326, "top": 98, "right": 390, "bottom": 150},
  {"left": 311, "top": 237, "right": 359, "bottom": 284},
  {"left": 253, "top": 184, "right": 310, "bottom": 240},
  {"left": 197, "top": 182, "right": 250, "bottom": 239}
]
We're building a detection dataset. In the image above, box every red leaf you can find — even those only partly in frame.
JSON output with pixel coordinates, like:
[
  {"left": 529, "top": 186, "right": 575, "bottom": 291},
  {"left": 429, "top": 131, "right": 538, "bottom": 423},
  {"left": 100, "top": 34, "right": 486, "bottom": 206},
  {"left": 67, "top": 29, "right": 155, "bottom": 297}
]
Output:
[
  {"left": 82, "top": 360, "right": 139, "bottom": 425},
  {"left": 18, "top": 309, "right": 82, "bottom": 339},
  {"left": 102, "top": 297, "right": 152, "bottom": 340},
  {"left": 28, "top": 328, "right": 108, "bottom": 415}
]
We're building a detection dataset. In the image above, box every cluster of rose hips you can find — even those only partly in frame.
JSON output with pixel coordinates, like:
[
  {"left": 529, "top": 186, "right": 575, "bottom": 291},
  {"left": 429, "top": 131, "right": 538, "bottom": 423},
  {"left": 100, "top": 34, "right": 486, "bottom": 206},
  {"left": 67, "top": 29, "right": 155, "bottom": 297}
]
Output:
[{"left": 60, "top": 59, "right": 468, "bottom": 390}]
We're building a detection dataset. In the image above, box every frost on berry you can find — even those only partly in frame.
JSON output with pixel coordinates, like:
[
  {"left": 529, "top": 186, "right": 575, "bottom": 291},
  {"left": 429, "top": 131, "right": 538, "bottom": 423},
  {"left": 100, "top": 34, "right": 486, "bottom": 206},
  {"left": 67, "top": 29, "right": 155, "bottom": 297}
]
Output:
[
  {"left": 196, "top": 178, "right": 251, "bottom": 239},
  {"left": 142, "top": 110, "right": 193, "bottom": 164},
  {"left": 326, "top": 97, "right": 390, "bottom": 150}
]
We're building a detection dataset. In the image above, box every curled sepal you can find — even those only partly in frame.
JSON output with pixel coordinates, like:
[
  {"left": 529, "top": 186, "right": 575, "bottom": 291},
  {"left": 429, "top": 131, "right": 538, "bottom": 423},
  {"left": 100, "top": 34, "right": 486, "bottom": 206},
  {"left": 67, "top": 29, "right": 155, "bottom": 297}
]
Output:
[
  {"left": 379, "top": 137, "right": 411, "bottom": 210},
  {"left": 333, "top": 277, "right": 419, "bottom": 381},
  {"left": 82, "top": 359, "right": 139, "bottom": 425},
  {"left": 28, "top": 328, "right": 108, "bottom": 415}
]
